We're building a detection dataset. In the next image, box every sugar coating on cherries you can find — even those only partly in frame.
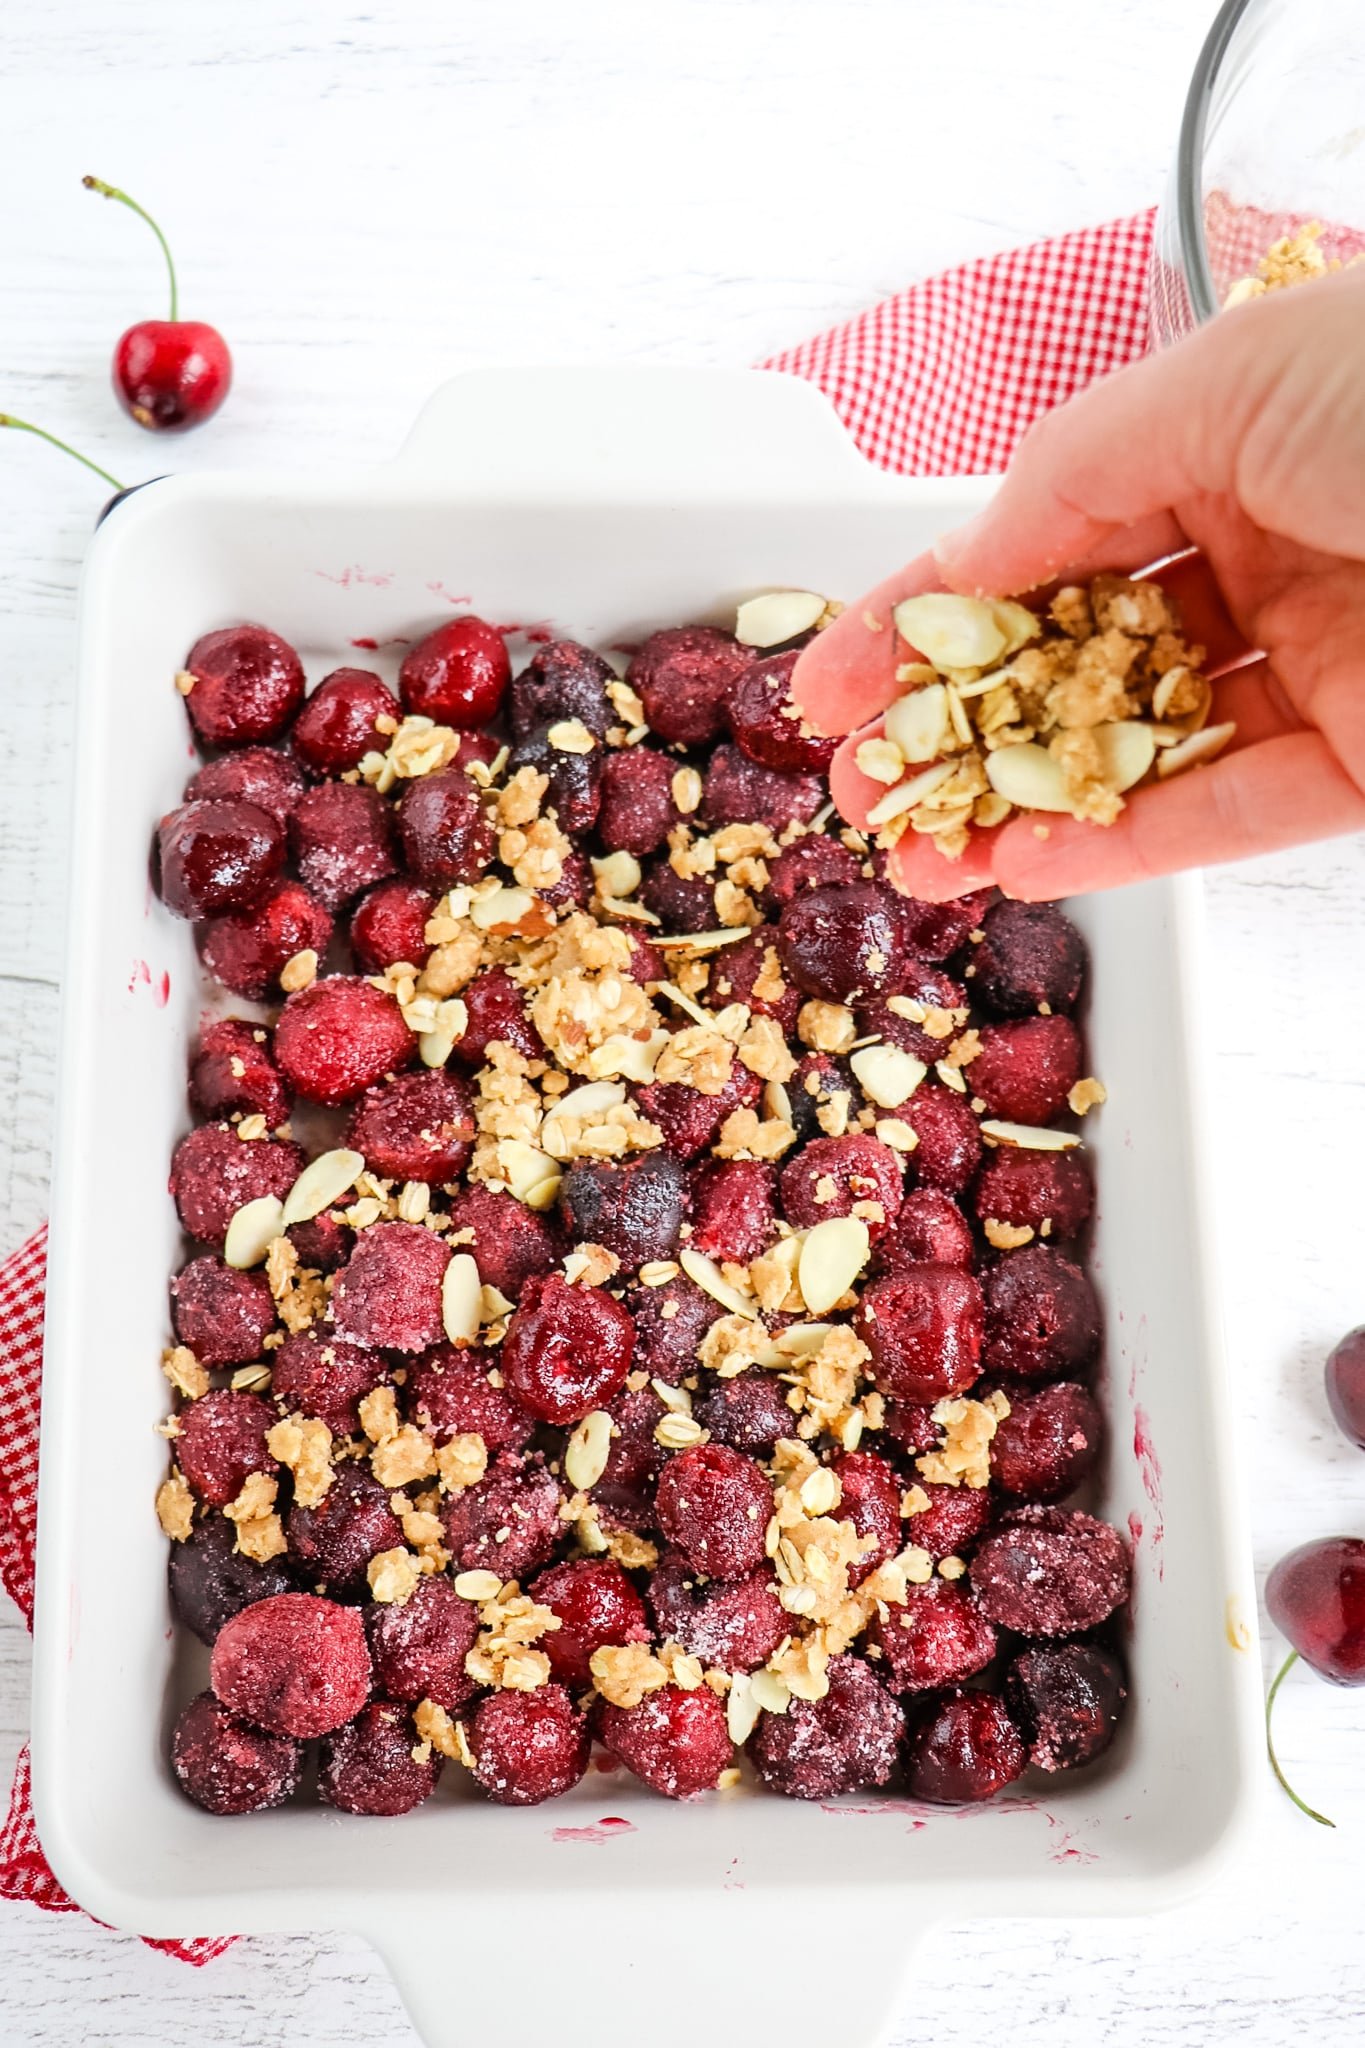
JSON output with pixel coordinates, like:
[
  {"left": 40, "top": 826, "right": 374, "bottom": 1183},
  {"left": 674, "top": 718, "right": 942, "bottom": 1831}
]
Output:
[{"left": 158, "top": 611, "right": 1127, "bottom": 1821}]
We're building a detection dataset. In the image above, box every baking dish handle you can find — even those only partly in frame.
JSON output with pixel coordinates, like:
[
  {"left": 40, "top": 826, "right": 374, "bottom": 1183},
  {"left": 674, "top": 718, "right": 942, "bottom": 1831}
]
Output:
[
  {"left": 375, "top": 1897, "right": 922, "bottom": 2048},
  {"left": 390, "top": 366, "right": 890, "bottom": 497}
]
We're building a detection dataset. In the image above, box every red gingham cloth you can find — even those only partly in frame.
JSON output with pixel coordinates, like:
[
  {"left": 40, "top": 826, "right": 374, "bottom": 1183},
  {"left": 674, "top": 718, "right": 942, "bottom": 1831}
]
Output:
[{"left": 0, "top": 205, "right": 1157, "bottom": 1964}]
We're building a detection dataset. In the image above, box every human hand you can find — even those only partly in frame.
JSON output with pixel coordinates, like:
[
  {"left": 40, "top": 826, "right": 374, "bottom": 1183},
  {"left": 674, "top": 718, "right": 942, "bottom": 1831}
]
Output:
[{"left": 794, "top": 267, "right": 1365, "bottom": 901}]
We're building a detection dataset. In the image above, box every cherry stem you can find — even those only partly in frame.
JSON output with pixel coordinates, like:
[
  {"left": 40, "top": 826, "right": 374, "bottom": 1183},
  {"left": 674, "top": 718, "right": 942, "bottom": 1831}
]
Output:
[
  {"left": 0, "top": 416, "right": 124, "bottom": 491},
  {"left": 1265, "top": 1649, "right": 1335, "bottom": 1828},
  {"left": 83, "top": 175, "right": 179, "bottom": 321}
]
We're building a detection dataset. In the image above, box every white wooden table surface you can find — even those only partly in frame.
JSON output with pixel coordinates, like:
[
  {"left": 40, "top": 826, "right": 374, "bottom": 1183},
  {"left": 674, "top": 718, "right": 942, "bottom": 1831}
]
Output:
[{"left": 2, "top": 1, "right": 1363, "bottom": 2040}]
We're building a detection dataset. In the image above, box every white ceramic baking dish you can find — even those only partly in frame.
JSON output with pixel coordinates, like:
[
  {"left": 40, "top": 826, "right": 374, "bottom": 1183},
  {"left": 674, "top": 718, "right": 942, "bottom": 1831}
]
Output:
[{"left": 33, "top": 368, "right": 1261, "bottom": 2048}]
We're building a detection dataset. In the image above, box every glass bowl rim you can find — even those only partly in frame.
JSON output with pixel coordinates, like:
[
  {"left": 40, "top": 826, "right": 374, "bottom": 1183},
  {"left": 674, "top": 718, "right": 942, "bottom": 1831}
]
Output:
[{"left": 1176, "top": 0, "right": 1260, "bottom": 325}]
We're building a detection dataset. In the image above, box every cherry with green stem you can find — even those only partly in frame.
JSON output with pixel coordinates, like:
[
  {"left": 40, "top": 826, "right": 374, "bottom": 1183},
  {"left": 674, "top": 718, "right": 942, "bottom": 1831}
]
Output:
[
  {"left": 83, "top": 174, "right": 232, "bottom": 432},
  {"left": 1265, "top": 1650, "right": 1334, "bottom": 1829},
  {"left": 1264, "top": 1535, "right": 1365, "bottom": 1828}
]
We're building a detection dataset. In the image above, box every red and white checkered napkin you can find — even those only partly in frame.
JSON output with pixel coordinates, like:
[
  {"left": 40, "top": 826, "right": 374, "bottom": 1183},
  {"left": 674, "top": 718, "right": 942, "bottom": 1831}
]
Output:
[{"left": 0, "top": 205, "right": 1157, "bottom": 1962}]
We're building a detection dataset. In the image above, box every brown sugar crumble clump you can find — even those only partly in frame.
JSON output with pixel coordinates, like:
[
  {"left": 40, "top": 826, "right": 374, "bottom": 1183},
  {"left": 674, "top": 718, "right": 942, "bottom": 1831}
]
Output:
[{"left": 156, "top": 603, "right": 1128, "bottom": 1818}]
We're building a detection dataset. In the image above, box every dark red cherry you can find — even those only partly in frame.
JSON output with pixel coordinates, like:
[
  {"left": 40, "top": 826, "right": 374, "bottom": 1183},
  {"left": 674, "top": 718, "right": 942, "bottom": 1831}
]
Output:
[
  {"left": 1265, "top": 1535, "right": 1365, "bottom": 1827},
  {"left": 85, "top": 178, "right": 231, "bottom": 431},
  {"left": 1324, "top": 1327, "right": 1365, "bottom": 1449}
]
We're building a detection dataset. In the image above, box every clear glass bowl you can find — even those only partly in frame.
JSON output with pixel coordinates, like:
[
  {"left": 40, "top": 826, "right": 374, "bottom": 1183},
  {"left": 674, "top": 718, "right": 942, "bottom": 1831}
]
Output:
[{"left": 1150, "top": 0, "right": 1365, "bottom": 345}]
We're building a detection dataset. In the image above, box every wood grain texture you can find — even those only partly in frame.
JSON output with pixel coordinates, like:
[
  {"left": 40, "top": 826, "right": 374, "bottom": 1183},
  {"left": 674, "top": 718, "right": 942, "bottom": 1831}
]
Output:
[{"left": 2, "top": 0, "right": 1363, "bottom": 2039}]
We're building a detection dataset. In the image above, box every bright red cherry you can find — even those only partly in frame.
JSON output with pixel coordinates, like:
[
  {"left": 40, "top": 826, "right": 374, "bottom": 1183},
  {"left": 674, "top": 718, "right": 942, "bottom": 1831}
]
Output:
[
  {"left": 1264, "top": 1535, "right": 1365, "bottom": 1827},
  {"left": 84, "top": 176, "right": 231, "bottom": 432}
]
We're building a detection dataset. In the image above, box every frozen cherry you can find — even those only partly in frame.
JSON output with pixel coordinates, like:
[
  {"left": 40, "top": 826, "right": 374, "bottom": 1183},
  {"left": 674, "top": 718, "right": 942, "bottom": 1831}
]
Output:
[
  {"left": 274, "top": 976, "right": 415, "bottom": 1106},
  {"left": 628, "top": 625, "right": 750, "bottom": 746},
  {"left": 399, "top": 616, "right": 510, "bottom": 727},
  {"left": 598, "top": 1683, "right": 733, "bottom": 1799},
  {"left": 778, "top": 882, "right": 908, "bottom": 1002},
  {"left": 647, "top": 1555, "right": 786, "bottom": 1673},
  {"left": 869, "top": 1577, "right": 998, "bottom": 1692},
  {"left": 168, "top": 1511, "right": 293, "bottom": 1645},
  {"left": 189, "top": 1018, "right": 291, "bottom": 1128},
  {"left": 855, "top": 1266, "right": 983, "bottom": 1404},
  {"left": 187, "top": 746, "right": 304, "bottom": 825},
  {"left": 705, "top": 927, "right": 800, "bottom": 1033},
  {"left": 894, "top": 888, "right": 996, "bottom": 963},
  {"left": 687, "top": 1161, "right": 775, "bottom": 1266},
  {"left": 833, "top": 1450, "right": 902, "bottom": 1581},
  {"left": 624, "top": 1274, "right": 719, "bottom": 1385},
  {"left": 451, "top": 966, "right": 545, "bottom": 1067},
  {"left": 1005, "top": 1642, "right": 1126, "bottom": 1772},
  {"left": 442, "top": 1452, "right": 563, "bottom": 1580},
  {"left": 509, "top": 639, "right": 614, "bottom": 738},
  {"left": 172, "top": 1692, "right": 300, "bottom": 1815},
  {"left": 1324, "top": 1327, "right": 1365, "bottom": 1449},
  {"left": 507, "top": 722, "right": 603, "bottom": 835},
  {"left": 444, "top": 1185, "right": 562, "bottom": 1298},
  {"left": 635, "top": 1059, "right": 763, "bottom": 1160},
  {"left": 969, "top": 1016, "right": 1081, "bottom": 1125},
  {"left": 856, "top": 982, "right": 963, "bottom": 1067},
  {"left": 981, "top": 1245, "right": 1101, "bottom": 1382},
  {"left": 972, "top": 899, "right": 1086, "bottom": 1017},
  {"left": 289, "top": 781, "right": 397, "bottom": 912},
  {"left": 210, "top": 1591, "right": 371, "bottom": 1737},
  {"left": 1266, "top": 1536, "right": 1365, "bottom": 1825},
  {"left": 531, "top": 1558, "right": 651, "bottom": 1688},
  {"left": 320, "top": 1700, "right": 441, "bottom": 1815},
  {"left": 875, "top": 1188, "right": 975, "bottom": 1274},
  {"left": 84, "top": 176, "right": 232, "bottom": 431},
  {"left": 331, "top": 1221, "right": 450, "bottom": 1351},
  {"left": 286, "top": 1212, "right": 352, "bottom": 1273},
  {"left": 703, "top": 743, "right": 825, "bottom": 831},
  {"left": 500, "top": 1274, "right": 635, "bottom": 1425},
  {"left": 351, "top": 878, "right": 436, "bottom": 975},
  {"left": 975, "top": 1147, "right": 1094, "bottom": 1239},
  {"left": 693, "top": 1373, "right": 795, "bottom": 1455},
  {"left": 199, "top": 881, "right": 333, "bottom": 1001},
  {"left": 749, "top": 1654, "right": 904, "bottom": 1800},
  {"left": 180, "top": 624, "right": 305, "bottom": 748},
  {"left": 292, "top": 668, "right": 398, "bottom": 776},
  {"left": 655, "top": 1443, "right": 770, "bottom": 1580},
  {"left": 366, "top": 1574, "right": 481, "bottom": 1710},
  {"left": 397, "top": 769, "right": 496, "bottom": 888},
  {"left": 880, "top": 1399, "right": 941, "bottom": 1459},
  {"left": 470, "top": 1684, "right": 591, "bottom": 1806},
  {"left": 597, "top": 747, "right": 681, "bottom": 855},
  {"left": 543, "top": 847, "right": 592, "bottom": 911},
  {"left": 779, "top": 1134, "right": 904, "bottom": 1239},
  {"left": 761, "top": 834, "right": 861, "bottom": 915},
  {"left": 898, "top": 1479, "right": 994, "bottom": 1563},
  {"left": 158, "top": 799, "right": 284, "bottom": 919},
  {"left": 169, "top": 1123, "right": 303, "bottom": 1246},
  {"left": 271, "top": 1332, "right": 390, "bottom": 1438},
  {"left": 990, "top": 1382, "right": 1101, "bottom": 1501},
  {"left": 904, "top": 1688, "right": 1026, "bottom": 1804},
  {"left": 405, "top": 1345, "right": 535, "bottom": 1454},
  {"left": 171, "top": 1256, "right": 275, "bottom": 1367},
  {"left": 591, "top": 1386, "right": 667, "bottom": 1529},
  {"left": 287, "top": 1460, "right": 405, "bottom": 1591},
  {"left": 344, "top": 1069, "right": 475, "bottom": 1183},
  {"left": 639, "top": 859, "right": 718, "bottom": 934},
  {"left": 558, "top": 1154, "right": 688, "bottom": 1270},
  {"left": 728, "top": 649, "right": 836, "bottom": 773},
  {"left": 786, "top": 1052, "right": 855, "bottom": 1145},
  {"left": 897, "top": 1085, "right": 982, "bottom": 1196},
  {"left": 972, "top": 1506, "right": 1130, "bottom": 1635}
]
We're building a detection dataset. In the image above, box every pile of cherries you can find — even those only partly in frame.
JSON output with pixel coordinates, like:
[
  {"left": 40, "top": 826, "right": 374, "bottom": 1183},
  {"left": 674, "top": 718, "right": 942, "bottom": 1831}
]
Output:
[{"left": 157, "top": 610, "right": 1132, "bottom": 1817}]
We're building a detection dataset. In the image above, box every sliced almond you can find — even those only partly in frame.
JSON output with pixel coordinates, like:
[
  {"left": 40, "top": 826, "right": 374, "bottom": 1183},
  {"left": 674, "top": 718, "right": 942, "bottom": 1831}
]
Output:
[
  {"left": 565, "top": 1410, "right": 613, "bottom": 1491},
  {"left": 419, "top": 997, "right": 468, "bottom": 1069},
  {"left": 469, "top": 883, "right": 539, "bottom": 933},
  {"left": 726, "top": 1672, "right": 761, "bottom": 1745},
  {"left": 798, "top": 1216, "right": 871, "bottom": 1316},
  {"left": 763, "top": 1078, "right": 793, "bottom": 1125},
  {"left": 583, "top": 1030, "right": 670, "bottom": 1083},
  {"left": 944, "top": 684, "right": 974, "bottom": 748},
  {"left": 454, "top": 1569, "right": 503, "bottom": 1602},
  {"left": 521, "top": 1176, "right": 563, "bottom": 1213},
  {"left": 547, "top": 718, "right": 597, "bottom": 755},
  {"left": 655, "top": 926, "right": 750, "bottom": 953},
  {"left": 542, "top": 1080, "right": 627, "bottom": 1159},
  {"left": 671, "top": 766, "right": 703, "bottom": 815},
  {"left": 679, "top": 1247, "right": 759, "bottom": 1319},
  {"left": 865, "top": 760, "right": 955, "bottom": 829},
  {"left": 749, "top": 1668, "right": 792, "bottom": 1715},
  {"left": 892, "top": 594, "right": 1007, "bottom": 672},
  {"left": 592, "top": 850, "right": 642, "bottom": 899},
  {"left": 1094, "top": 720, "right": 1157, "bottom": 791},
  {"left": 498, "top": 1139, "right": 563, "bottom": 1206},
  {"left": 1156, "top": 721, "right": 1236, "bottom": 778},
  {"left": 884, "top": 683, "right": 952, "bottom": 764},
  {"left": 223, "top": 1195, "right": 286, "bottom": 1269},
  {"left": 441, "top": 1253, "right": 482, "bottom": 1345},
  {"left": 656, "top": 981, "right": 716, "bottom": 1028},
  {"left": 988, "top": 724, "right": 1157, "bottom": 809},
  {"left": 989, "top": 599, "right": 1042, "bottom": 654},
  {"left": 850, "top": 1044, "right": 926, "bottom": 1110},
  {"left": 735, "top": 590, "right": 828, "bottom": 648},
  {"left": 281, "top": 1148, "right": 365, "bottom": 1227},
  {"left": 854, "top": 737, "right": 907, "bottom": 785},
  {"left": 979, "top": 1120, "right": 1082, "bottom": 1151}
]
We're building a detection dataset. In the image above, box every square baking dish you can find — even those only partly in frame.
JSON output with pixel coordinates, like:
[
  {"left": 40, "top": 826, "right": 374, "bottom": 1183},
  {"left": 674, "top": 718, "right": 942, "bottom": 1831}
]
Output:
[{"left": 33, "top": 367, "right": 1261, "bottom": 2048}]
